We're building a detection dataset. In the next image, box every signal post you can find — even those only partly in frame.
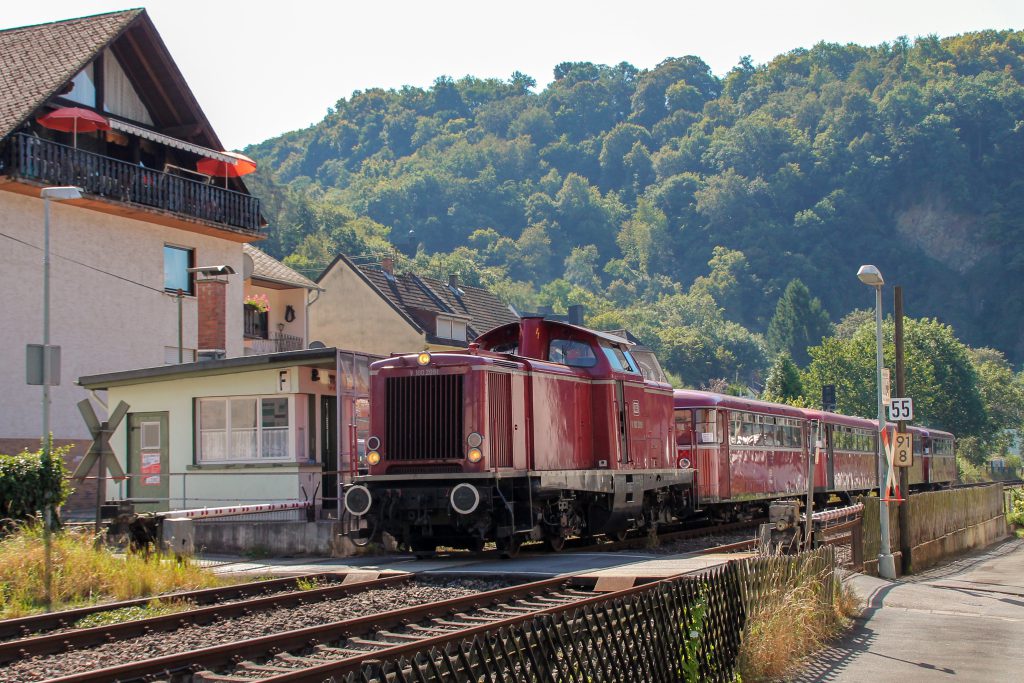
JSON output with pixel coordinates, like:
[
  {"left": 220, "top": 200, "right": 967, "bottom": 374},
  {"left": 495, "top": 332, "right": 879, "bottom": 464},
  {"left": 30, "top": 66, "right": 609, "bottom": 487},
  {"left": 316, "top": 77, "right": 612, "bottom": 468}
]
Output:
[{"left": 894, "top": 286, "right": 913, "bottom": 573}]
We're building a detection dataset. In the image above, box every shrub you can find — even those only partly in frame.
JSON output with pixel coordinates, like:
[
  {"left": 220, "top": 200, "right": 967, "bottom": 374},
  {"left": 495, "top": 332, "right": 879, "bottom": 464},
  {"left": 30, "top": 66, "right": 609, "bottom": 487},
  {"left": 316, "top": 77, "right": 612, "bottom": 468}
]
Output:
[
  {"left": 1007, "top": 489, "right": 1024, "bottom": 527},
  {"left": 0, "top": 523, "right": 231, "bottom": 618},
  {"left": 0, "top": 443, "right": 71, "bottom": 525},
  {"left": 957, "top": 458, "right": 989, "bottom": 484},
  {"left": 737, "top": 555, "right": 860, "bottom": 681}
]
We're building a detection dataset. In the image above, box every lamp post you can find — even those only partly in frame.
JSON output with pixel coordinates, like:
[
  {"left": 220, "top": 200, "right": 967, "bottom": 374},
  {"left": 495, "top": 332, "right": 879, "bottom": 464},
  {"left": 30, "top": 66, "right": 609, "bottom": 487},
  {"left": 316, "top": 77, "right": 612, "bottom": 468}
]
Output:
[
  {"left": 39, "top": 186, "right": 82, "bottom": 611},
  {"left": 857, "top": 264, "right": 896, "bottom": 580}
]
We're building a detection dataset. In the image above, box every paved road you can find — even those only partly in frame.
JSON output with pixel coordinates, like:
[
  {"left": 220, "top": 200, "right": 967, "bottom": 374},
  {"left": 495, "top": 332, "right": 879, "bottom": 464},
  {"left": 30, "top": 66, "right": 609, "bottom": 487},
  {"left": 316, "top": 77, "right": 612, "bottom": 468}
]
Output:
[
  {"left": 199, "top": 547, "right": 750, "bottom": 580},
  {"left": 794, "top": 537, "right": 1024, "bottom": 682}
]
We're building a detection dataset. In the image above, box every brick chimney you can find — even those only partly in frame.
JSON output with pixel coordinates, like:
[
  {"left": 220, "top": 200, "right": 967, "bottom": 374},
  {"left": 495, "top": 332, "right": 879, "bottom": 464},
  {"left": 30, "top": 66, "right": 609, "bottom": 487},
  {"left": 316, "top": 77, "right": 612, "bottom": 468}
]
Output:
[
  {"left": 381, "top": 257, "right": 394, "bottom": 275},
  {"left": 448, "top": 273, "right": 458, "bottom": 288},
  {"left": 197, "top": 279, "right": 226, "bottom": 352}
]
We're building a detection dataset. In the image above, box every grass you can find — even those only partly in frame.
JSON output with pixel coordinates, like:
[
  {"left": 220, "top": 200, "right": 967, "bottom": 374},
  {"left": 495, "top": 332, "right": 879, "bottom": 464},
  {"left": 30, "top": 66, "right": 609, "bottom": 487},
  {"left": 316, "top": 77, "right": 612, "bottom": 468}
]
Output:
[
  {"left": 736, "top": 558, "right": 861, "bottom": 682},
  {"left": 71, "top": 599, "right": 192, "bottom": 629},
  {"left": 294, "top": 576, "right": 321, "bottom": 591},
  {"left": 0, "top": 522, "right": 235, "bottom": 619}
]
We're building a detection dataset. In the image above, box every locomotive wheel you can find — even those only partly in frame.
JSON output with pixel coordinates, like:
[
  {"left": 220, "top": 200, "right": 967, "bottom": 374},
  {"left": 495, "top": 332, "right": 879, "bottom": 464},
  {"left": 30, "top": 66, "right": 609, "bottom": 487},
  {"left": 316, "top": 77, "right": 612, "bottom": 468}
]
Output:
[
  {"left": 607, "top": 528, "right": 629, "bottom": 543},
  {"left": 544, "top": 535, "right": 567, "bottom": 552},
  {"left": 498, "top": 536, "right": 522, "bottom": 558}
]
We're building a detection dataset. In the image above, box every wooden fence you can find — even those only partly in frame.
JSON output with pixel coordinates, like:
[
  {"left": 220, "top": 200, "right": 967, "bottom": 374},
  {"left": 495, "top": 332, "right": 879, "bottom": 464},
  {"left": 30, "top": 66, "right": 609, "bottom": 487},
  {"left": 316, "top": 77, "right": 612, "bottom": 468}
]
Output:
[
  {"left": 302, "top": 547, "right": 836, "bottom": 683},
  {"left": 862, "top": 484, "right": 1007, "bottom": 575}
]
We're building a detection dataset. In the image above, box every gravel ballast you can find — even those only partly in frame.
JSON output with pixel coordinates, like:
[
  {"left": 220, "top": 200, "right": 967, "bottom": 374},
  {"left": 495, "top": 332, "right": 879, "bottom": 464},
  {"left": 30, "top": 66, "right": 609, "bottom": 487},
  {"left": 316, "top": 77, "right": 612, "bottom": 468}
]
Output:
[{"left": 1, "top": 578, "right": 504, "bottom": 683}]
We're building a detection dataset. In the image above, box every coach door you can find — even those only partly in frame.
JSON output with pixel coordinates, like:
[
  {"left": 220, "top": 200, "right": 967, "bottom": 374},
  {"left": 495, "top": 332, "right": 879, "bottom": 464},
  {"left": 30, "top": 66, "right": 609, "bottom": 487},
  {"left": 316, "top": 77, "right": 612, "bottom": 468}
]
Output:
[{"left": 824, "top": 424, "right": 836, "bottom": 490}]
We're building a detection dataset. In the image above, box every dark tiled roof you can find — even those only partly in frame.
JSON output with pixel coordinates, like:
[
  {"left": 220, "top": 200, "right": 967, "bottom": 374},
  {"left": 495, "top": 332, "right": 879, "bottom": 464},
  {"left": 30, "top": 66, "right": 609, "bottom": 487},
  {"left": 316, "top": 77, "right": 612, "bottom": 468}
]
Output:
[
  {"left": 0, "top": 10, "right": 142, "bottom": 139},
  {"left": 244, "top": 244, "right": 318, "bottom": 289},
  {"left": 352, "top": 262, "right": 518, "bottom": 340},
  {"left": 420, "top": 277, "right": 518, "bottom": 338},
  {"left": 358, "top": 266, "right": 445, "bottom": 318}
]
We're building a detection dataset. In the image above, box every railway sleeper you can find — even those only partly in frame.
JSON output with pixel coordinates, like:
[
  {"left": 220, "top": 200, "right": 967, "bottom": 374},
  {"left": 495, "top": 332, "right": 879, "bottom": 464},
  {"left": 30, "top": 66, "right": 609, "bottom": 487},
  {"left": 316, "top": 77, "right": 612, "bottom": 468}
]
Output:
[
  {"left": 275, "top": 651, "right": 329, "bottom": 666},
  {"left": 236, "top": 662, "right": 301, "bottom": 674},
  {"left": 193, "top": 672, "right": 255, "bottom": 683},
  {"left": 314, "top": 644, "right": 372, "bottom": 657}
]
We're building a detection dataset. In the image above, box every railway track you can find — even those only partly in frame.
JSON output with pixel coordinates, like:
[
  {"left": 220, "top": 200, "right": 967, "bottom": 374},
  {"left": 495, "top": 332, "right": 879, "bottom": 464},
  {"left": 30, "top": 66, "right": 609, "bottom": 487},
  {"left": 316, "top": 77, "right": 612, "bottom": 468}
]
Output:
[
  {"left": 34, "top": 574, "right": 605, "bottom": 683},
  {"left": 0, "top": 573, "right": 411, "bottom": 667},
  {"left": 4, "top": 532, "right": 761, "bottom": 683},
  {"left": 0, "top": 571, "right": 389, "bottom": 643}
]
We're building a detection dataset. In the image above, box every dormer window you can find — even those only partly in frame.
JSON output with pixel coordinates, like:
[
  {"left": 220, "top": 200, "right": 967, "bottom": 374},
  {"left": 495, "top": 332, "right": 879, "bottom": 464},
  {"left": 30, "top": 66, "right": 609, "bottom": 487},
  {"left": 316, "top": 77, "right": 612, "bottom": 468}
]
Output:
[{"left": 436, "top": 316, "right": 467, "bottom": 342}]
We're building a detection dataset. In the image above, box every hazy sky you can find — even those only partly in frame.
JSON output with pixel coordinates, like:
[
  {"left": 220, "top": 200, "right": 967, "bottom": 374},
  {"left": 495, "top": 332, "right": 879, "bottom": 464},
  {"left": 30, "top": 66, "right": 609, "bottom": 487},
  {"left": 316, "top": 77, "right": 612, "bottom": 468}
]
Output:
[{"left": 6, "top": 1, "right": 1024, "bottom": 150}]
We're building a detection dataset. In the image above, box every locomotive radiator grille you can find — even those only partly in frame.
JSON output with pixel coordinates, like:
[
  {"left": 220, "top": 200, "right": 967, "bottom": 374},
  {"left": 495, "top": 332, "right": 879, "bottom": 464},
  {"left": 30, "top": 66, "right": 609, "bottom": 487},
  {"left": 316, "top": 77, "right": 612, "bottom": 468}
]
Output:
[
  {"left": 385, "top": 374, "right": 464, "bottom": 460},
  {"left": 488, "top": 371, "right": 513, "bottom": 468}
]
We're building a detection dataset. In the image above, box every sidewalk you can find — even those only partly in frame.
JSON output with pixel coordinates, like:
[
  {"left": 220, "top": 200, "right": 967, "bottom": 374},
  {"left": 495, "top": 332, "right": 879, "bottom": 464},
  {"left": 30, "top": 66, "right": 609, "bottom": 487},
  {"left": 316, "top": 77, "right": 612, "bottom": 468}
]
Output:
[{"left": 794, "top": 537, "right": 1024, "bottom": 682}]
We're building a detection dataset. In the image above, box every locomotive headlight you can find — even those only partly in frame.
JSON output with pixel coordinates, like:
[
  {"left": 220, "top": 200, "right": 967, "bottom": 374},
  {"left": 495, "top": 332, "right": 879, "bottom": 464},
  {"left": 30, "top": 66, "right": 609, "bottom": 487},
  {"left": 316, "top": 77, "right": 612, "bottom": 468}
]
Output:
[
  {"left": 467, "top": 447, "right": 483, "bottom": 463},
  {"left": 416, "top": 351, "right": 431, "bottom": 366},
  {"left": 367, "top": 450, "right": 381, "bottom": 465},
  {"left": 467, "top": 432, "right": 483, "bottom": 448},
  {"left": 366, "top": 436, "right": 380, "bottom": 451}
]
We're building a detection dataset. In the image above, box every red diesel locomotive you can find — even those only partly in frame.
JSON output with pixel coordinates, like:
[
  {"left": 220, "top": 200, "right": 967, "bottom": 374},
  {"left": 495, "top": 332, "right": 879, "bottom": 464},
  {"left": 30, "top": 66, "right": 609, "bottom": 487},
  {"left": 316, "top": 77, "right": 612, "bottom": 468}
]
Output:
[
  {"left": 343, "top": 317, "right": 698, "bottom": 555},
  {"left": 344, "top": 317, "right": 957, "bottom": 553}
]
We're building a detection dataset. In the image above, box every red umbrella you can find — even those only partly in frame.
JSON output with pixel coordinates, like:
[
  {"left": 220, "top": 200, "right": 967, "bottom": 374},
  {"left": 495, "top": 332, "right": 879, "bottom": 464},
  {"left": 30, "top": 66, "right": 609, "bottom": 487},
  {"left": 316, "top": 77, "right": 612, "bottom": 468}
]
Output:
[
  {"left": 37, "top": 107, "right": 109, "bottom": 148},
  {"left": 197, "top": 151, "right": 257, "bottom": 181}
]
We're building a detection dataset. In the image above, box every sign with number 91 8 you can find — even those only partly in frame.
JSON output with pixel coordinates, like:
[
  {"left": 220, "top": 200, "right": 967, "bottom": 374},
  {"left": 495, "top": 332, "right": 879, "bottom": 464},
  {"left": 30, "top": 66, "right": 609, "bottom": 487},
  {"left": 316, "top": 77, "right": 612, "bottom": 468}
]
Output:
[{"left": 888, "top": 397, "right": 913, "bottom": 422}]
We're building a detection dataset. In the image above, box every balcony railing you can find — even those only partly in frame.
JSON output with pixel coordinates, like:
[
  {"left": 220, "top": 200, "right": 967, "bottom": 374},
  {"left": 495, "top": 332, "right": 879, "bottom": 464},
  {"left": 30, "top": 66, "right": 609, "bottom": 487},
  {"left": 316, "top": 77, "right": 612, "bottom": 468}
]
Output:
[
  {"left": 244, "top": 305, "right": 269, "bottom": 339},
  {"left": 246, "top": 333, "right": 305, "bottom": 355},
  {"left": 3, "top": 133, "right": 261, "bottom": 234}
]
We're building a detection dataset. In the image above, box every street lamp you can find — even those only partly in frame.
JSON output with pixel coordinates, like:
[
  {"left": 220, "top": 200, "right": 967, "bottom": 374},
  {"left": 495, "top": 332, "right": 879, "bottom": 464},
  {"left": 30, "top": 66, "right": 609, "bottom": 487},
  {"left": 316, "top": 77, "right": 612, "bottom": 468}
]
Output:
[
  {"left": 39, "top": 186, "right": 82, "bottom": 611},
  {"left": 858, "top": 264, "right": 897, "bottom": 580}
]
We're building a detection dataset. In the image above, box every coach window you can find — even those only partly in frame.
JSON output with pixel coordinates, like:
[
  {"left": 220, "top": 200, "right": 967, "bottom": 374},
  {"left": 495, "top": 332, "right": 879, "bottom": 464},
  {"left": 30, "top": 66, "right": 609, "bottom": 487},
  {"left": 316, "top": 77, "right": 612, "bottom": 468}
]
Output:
[
  {"left": 675, "top": 411, "right": 693, "bottom": 445},
  {"left": 548, "top": 338, "right": 597, "bottom": 367},
  {"left": 695, "top": 409, "right": 719, "bottom": 443}
]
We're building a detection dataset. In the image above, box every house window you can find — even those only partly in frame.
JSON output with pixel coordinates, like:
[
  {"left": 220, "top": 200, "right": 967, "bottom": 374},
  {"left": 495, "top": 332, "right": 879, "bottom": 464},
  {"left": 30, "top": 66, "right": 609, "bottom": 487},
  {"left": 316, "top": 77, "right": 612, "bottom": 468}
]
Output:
[
  {"left": 435, "top": 316, "right": 468, "bottom": 342},
  {"left": 164, "top": 245, "right": 194, "bottom": 294},
  {"left": 198, "top": 396, "right": 291, "bottom": 462}
]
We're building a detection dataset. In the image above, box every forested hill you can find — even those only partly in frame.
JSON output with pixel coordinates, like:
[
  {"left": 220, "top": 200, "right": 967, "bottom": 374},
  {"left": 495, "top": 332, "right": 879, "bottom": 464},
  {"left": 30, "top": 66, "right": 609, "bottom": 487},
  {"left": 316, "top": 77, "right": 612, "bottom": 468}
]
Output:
[{"left": 245, "top": 30, "right": 1024, "bottom": 382}]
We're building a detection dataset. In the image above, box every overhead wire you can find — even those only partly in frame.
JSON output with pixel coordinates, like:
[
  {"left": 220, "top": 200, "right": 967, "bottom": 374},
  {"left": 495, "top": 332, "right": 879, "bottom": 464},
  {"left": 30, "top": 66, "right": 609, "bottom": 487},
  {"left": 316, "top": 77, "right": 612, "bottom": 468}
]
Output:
[{"left": 0, "top": 229, "right": 169, "bottom": 294}]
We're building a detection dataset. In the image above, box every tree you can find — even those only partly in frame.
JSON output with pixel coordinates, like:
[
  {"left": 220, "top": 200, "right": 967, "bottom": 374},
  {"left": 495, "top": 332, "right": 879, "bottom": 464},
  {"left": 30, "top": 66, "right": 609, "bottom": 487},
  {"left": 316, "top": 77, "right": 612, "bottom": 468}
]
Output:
[
  {"left": 803, "top": 317, "right": 988, "bottom": 442},
  {"left": 766, "top": 279, "right": 832, "bottom": 366},
  {"left": 762, "top": 355, "right": 805, "bottom": 403}
]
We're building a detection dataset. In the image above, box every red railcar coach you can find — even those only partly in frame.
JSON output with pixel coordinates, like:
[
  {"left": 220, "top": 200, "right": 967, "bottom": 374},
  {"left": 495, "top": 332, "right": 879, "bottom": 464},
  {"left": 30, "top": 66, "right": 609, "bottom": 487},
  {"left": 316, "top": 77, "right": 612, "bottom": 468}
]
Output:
[{"left": 344, "top": 317, "right": 697, "bottom": 554}]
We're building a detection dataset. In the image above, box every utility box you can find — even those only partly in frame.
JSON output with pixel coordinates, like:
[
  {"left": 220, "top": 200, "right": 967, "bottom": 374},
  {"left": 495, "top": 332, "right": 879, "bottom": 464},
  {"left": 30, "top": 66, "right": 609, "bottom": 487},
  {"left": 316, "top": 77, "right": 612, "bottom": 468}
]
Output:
[
  {"left": 160, "top": 517, "right": 195, "bottom": 558},
  {"left": 763, "top": 501, "right": 802, "bottom": 552}
]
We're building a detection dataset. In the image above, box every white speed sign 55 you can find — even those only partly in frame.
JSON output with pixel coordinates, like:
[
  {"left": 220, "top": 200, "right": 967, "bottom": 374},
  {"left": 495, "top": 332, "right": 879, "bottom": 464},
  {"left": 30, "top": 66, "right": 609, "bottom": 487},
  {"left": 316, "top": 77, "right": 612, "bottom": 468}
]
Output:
[{"left": 888, "top": 397, "right": 913, "bottom": 421}]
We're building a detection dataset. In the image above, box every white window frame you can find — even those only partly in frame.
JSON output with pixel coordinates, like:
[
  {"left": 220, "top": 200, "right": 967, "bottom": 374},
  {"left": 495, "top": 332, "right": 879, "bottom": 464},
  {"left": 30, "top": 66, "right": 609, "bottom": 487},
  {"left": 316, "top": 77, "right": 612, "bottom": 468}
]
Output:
[{"left": 196, "top": 395, "right": 293, "bottom": 464}]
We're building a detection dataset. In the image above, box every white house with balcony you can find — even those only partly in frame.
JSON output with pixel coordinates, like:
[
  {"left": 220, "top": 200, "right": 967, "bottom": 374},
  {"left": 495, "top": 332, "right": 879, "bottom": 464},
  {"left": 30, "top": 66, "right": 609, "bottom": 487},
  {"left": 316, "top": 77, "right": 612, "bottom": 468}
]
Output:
[{"left": 0, "top": 10, "right": 268, "bottom": 514}]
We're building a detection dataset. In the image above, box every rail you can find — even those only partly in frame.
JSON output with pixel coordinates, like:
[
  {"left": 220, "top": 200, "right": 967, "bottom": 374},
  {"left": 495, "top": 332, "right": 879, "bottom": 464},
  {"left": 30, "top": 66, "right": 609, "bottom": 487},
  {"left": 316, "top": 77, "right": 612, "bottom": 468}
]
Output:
[
  {"left": 0, "top": 572, "right": 403, "bottom": 656},
  {"left": 3, "top": 133, "right": 262, "bottom": 234}
]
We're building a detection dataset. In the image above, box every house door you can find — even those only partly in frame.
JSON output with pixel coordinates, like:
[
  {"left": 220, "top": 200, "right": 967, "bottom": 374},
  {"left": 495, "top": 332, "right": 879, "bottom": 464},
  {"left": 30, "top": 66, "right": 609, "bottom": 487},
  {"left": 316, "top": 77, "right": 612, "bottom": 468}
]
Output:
[
  {"left": 320, "top": 396, "right": 338, "bottom": 512},
  {"left": 128, "top": 412, "right": 169, "bottom": 512}
]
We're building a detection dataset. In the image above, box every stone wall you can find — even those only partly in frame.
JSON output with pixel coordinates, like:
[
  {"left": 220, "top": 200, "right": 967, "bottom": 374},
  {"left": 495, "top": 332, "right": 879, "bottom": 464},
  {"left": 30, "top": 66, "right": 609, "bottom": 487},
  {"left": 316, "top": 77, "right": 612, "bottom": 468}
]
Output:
[
  {"left": 193, "top": 519, "right": 365, "bottom": 557},
  {"left": 862, "top": 484, "right": 1007, "bottom": 575}
]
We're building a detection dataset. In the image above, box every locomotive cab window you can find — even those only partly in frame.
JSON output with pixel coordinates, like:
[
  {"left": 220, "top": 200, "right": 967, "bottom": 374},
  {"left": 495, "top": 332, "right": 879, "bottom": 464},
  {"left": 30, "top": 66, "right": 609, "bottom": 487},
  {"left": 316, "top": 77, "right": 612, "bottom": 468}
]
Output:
[
  {"left": 490, "top": 341, "right": 519, "bottom": 355},
  {"left": 548, "top": 338, "right": 597, "bottom": 367},
  {"left": 600, "top": 342, "right": 638, "bottom": 374}
]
